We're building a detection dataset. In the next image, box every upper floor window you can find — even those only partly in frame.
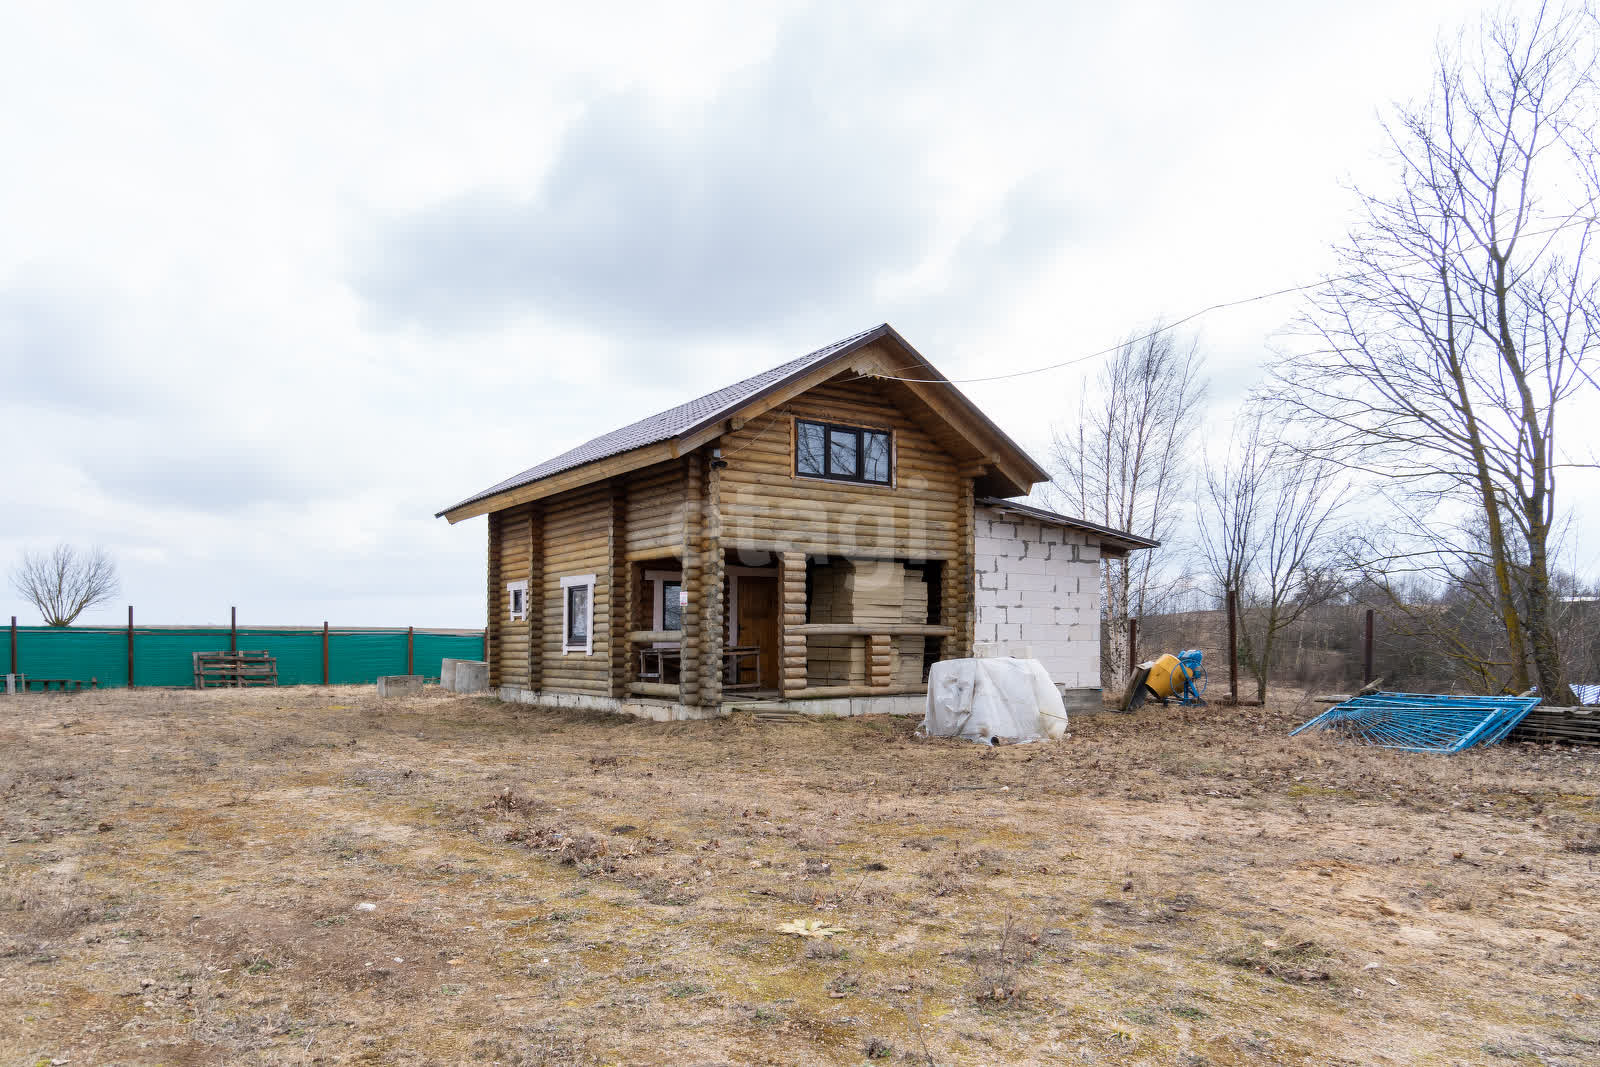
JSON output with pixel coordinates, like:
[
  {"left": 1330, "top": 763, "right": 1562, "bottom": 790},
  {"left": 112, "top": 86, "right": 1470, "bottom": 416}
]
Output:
[{"left": 796, "top": 419, "right": 892, "bottom": 485}]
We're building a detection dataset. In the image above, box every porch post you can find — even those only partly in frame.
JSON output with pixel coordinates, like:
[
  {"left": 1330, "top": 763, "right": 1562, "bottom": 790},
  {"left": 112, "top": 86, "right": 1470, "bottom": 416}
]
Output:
[
  {"left": 679, "top": 455, "right": 703, "bottom": 704},
  {"left": 608, "top": 481, "right": 630, "bottom": 699},
  {"left": 780, "top": 550, "right": 807, "bottom": 696},
  {"left": 698, "top": 453, "right": 725, "bottom": 706}
]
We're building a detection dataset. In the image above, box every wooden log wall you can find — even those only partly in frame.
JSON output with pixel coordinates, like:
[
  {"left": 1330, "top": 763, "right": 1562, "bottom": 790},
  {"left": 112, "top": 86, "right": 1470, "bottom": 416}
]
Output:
[
  {"left": 495, "top": 505, "right": 534, "bottom": 689},
  {"left": 624, "top": 460, "right": 685, "bottom": 559},
  {"left": 717, "top": 374, "right": 961, "bottom": 561},
  {"left": 780, "top": 550, "right": 807, "bottom": 695},
  {"left": 538, "top": 482, "right": 612, "bottom": 696},
  {"left": 679, "top": 455, "right": 704, "bottom": 704},
  {"left": 699, "top": 452, "right": 725, "bottom": 706},
  {"left": 867, "top": 633, "right": 892, "bottom": 689}
]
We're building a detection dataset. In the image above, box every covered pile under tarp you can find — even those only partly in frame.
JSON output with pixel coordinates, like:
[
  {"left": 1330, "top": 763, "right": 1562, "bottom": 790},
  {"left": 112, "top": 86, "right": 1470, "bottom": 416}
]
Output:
[
  {"left": 923, "top": 658, "right": 1068, "bottom": 744},
  {"left": 1290, "top": 691, "right": 1540, "bottom": 753}
]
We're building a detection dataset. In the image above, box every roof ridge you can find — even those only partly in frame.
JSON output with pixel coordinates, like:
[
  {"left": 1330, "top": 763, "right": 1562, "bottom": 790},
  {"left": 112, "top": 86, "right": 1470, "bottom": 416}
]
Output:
[{"left": 437, "top": 324, "right": 890, "bottom": 516}]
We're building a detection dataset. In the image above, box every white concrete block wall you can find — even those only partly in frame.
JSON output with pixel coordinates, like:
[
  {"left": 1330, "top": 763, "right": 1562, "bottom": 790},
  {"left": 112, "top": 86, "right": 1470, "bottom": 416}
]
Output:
[{"left": 972, "top": 507, "right": 1102, "bottom": 688}]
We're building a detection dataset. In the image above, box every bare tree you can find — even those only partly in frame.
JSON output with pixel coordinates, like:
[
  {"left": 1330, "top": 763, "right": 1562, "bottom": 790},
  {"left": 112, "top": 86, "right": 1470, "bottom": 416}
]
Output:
[
  {"left": 1198, "top": 413, "right": 1349, "bottom": 702},
  {"left": 1271, "top": 1, "right": 1598, "bottom": 703},
  {"left": 1045, "top": 326, "right": 1206, "bottom": 683},
  {"left": 10, "top": 544, "right": 120, "bottom": 626}
]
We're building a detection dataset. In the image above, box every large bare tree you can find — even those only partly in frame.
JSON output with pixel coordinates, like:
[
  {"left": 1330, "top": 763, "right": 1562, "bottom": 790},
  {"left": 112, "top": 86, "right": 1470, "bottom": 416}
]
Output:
[
  {"left": 1272, "top": 1, "right": 1598, "bottom": 703},
  {"left": 1197, "top": 412, "right": 1349, "bottom": 702},
  {"left": 1046, "top": 326, "right": 1206, "bottom": 683},
  {"left": 10, "top": 544, "right": 120, "bottom": 626}
]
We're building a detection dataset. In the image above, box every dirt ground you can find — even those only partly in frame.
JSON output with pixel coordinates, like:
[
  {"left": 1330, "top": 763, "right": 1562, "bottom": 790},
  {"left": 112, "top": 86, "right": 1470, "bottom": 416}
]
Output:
[{"left": 1, "top": 687, "right": 1597, "bottom": 1066}]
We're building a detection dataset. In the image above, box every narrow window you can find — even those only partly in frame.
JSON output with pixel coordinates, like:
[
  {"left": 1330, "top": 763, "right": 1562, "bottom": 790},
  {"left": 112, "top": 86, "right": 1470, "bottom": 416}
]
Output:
[
  {"left": 662, "top": 579, "right": 683, "bottom": 631},
  {"left": 827, "top": 426, "right": 859, "bottom": 477},
  {"left": 863, "top": 431, "right": 891, "bottom": 483},
  {"left": 560, "top": 574, "right": 595, "bottom": 654},
  {"left": 796, "top": 421, "right": 826, "bottom": 476},
  {"left": 506, "top": 580, "right": 528, "bottom": 622}
]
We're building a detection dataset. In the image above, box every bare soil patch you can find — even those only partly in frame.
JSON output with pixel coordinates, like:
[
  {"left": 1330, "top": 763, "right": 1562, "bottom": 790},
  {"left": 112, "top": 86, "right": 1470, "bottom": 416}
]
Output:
[{"left": 2, "top": 687, "right": 1597, "bottom": 1064}]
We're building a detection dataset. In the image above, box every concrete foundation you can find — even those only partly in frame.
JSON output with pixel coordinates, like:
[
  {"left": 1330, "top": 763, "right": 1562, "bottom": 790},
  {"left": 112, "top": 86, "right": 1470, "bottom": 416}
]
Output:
[
  {"left": 494, "top": 686, "right": 926, "bottom": 722},
  {"left": 377, "top": 675, "right": 424, "bottom": 699}
]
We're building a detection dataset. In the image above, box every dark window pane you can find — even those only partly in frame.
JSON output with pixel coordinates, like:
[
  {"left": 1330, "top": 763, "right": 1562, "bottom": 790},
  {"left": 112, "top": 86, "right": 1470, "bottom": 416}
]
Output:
[
  {"left": 797, "top": 421, "right": 825, "bottom": 475},
  {"left": 662, "top": 580, "right": 682, "bottom": 631},
  {"left": 863, "top": 432, "right": 890, "bottom": 483},
  {"left": 566, "top": 585, "right": 589, "bottom": 643},
  {"left": 828, "top": 428, "right": 858, "bottom": 477}
]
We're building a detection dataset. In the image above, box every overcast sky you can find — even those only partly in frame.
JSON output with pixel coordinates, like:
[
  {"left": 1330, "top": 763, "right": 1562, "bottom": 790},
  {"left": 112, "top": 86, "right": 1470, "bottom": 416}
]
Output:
[{"left": 3, "top": 0, "right": 1594, "bottom": 628}]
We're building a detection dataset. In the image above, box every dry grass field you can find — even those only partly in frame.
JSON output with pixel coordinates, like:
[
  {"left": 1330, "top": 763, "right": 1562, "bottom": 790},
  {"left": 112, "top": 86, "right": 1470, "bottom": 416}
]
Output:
[{"left": 2, "top": 686, "right": 1597, "bottom": 1066}]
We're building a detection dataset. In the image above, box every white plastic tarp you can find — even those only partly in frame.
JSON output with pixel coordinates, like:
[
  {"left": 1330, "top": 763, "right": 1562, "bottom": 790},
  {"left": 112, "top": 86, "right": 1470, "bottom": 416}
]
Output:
[{"left": 923, "top": 658, "right": 1069, "bottom": 744}]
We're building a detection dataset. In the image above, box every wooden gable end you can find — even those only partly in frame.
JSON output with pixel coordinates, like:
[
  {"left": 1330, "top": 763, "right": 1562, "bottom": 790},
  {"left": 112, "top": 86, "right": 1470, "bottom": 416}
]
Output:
[{"left": 716, "top": 361, "right": 967, "bottom": 561}]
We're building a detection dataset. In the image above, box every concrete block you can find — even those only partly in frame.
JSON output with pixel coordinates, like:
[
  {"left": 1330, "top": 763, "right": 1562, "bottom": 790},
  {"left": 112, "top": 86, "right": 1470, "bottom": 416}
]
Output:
[
  {"left": 1008, "top": 572, "right": 1059, "bottom": 592},
  {"left": 440, "top": 659, "right": 459, "bottom": 690},
  {"left": 1081, "top": 543, "right": 1100, "bottom": 561},
  {"left": 451, "top": 660, "right": 489, "bottom": 694},
  {"left": 377, "top": 675, "right": 424, "bottom": 698}
]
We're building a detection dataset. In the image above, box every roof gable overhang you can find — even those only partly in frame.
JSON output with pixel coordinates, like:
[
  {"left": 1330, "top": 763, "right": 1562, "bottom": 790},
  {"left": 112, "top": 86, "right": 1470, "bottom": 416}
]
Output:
[{"left": 438, "top": 324, "right": 1049, "bottom": 523}]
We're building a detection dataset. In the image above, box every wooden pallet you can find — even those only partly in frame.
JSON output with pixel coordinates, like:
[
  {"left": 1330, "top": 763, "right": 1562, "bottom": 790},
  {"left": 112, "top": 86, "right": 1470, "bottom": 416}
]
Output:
[
  {"left": 193, "top": 650, "right": 278, "bottom": 689},
  {"left": 1509, "top": 706, "right": 1600, "bottom": 746}
]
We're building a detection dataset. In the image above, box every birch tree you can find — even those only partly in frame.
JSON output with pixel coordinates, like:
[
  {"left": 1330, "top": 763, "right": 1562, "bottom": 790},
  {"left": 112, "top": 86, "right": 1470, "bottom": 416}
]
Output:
[
  {"left": 1047, "top": 327, "right": 1205, "bottom": 683},
  {"left": 10, "top": 544, "right": 120, "bottom": 626}
]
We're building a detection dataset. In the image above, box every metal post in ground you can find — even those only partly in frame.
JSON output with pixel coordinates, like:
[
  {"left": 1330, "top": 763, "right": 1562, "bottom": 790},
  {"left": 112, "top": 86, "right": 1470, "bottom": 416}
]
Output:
[
  {"left": 322, "top": 621, "right": 330, "bottom": 686},
  {"left": 8, "top": 616, "right": 15, "bottom": 686},
  {"left": 1362, "top": 608, "right": 1375, "bottom": 685},
  {"left": 230, "top": 606, "right": 237, "bottom": 653},
  {"left": 127, "top": 606, "right": 135, "bottom": 688},
  {"left": 1227, "top": 588, "right": 1239, "bottom": 704},
  {"left": 407, "top": 626, "right": 414, "bottom": 675}
]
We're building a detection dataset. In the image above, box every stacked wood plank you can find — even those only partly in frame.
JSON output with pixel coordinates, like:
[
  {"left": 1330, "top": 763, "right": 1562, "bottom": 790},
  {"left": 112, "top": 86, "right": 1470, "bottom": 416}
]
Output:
[
  {"left": 193, "top": 650, "right": 277, "bottom": 688},
  {"left": 1510, "top": 706, "right": 1600, "bottom": 746}
]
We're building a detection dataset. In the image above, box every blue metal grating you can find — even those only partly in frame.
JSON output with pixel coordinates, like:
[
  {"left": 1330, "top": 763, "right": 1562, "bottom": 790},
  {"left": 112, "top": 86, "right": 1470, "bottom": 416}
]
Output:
[{"left": 1290, "top": 691, "right": 1541, "bottom": 753}]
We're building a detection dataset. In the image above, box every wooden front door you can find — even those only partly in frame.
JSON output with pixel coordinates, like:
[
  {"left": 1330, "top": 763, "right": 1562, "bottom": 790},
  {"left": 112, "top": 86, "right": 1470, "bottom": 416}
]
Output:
[{"left": 735, "top": 575, "right": 779, "bottom": 689}]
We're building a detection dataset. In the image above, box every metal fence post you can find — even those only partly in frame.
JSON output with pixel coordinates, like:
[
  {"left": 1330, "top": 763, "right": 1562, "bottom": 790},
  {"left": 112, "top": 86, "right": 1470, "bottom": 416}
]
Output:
[
  {"left": 407, "top": 626, "right": 414, "bottom": 675},
  {"left": 230, "top": 606, "right": 237, "bottom": 653},
  {"left": 8, "top": 616, "right": 15, "bottom": 681},
  {"left": 322, "top": 621, "right": 330, "bottom": 686},
  {"left": 127, "top": 606, "right": 135, "bottom": 688}
]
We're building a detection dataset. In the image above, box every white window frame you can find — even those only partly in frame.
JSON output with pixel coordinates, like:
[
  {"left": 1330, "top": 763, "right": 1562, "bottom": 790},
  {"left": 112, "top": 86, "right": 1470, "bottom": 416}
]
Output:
[
  {"left": 646, "top": 569, "right": 684, "bottom": 646},
  {"left": 560, "top": 574, "right": 596, "bottom": 655},
  {"left": 506, "top": 579, "right": 528, "bottom": 622}
]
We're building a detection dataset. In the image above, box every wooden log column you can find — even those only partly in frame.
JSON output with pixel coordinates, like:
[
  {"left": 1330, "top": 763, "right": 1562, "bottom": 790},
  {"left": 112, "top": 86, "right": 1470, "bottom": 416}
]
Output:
[
  {"left": 678, "top": 454, "right": 704, "bottom": 704},
  {"left": 698, "top": 453, "right": 725, "bottom": 706},
  {"left": 941, "top": 477, "right": 976, "bottom": 660},
  {"left": 779, "top": 550, "right": 807, "bottom": 695},
  {"left": 607, "top": 481, "right": 630, "bottom": 699},
  {"left": 486, "top": 509, "right": 502, "bottom": 688},
  {"left": 867, "top": 633, "right": 893, "bottom": 689},
  {"left": 527, "top": 503, "right": 544, "bottom": 690}
]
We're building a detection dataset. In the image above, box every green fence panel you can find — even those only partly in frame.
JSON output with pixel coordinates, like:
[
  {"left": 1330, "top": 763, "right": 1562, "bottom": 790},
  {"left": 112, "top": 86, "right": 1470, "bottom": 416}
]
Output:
[
  {"left": 16, "top": 628, "right": 128, "bottom": 687},
  {"left": 412, "top": 632, "right": 488, "bottom": 679},
  {"left": 0, "top": 625, "right": 484, "bottom": 689},
  {"left": 328, "top": 631, "right": 408, "bottom": 685},
  {"left": 237, "top": 629, "right": 324, "bottom": 686},
  {"left": 135, "top": 629, "right": 233, "bottom": 687}
]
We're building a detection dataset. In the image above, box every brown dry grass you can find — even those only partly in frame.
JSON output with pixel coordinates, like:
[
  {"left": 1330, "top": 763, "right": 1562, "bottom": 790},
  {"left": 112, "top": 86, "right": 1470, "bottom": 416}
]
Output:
[{"left": 1, "top": 686, "right": 1597, "bottom": 1066}]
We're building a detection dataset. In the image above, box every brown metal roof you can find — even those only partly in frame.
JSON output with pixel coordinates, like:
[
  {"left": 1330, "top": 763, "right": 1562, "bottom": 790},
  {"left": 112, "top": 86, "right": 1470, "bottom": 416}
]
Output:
[{"left": 439, "top": 323, "right": 1050, "bottom": 518}]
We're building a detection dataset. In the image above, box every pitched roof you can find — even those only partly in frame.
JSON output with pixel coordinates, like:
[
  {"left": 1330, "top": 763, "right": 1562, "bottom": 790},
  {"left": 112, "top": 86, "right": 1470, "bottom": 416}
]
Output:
[
  {"left": 976, "top": 496, "right": 1159, "bottom": 552},
  {"left": 439, "top": 323, "right": 1051, "bottom": 519},
  {"left": 438, "top": 325, "right": 889, "bottom": 517}
]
